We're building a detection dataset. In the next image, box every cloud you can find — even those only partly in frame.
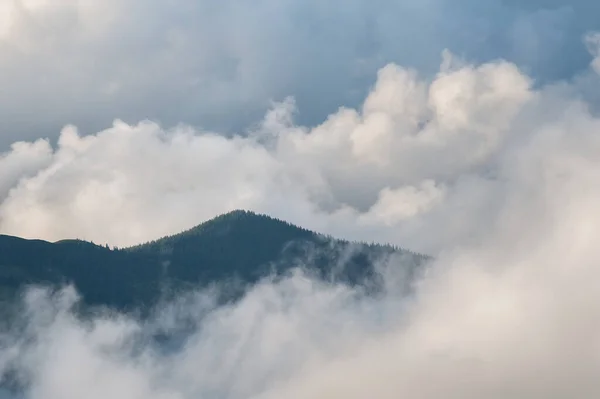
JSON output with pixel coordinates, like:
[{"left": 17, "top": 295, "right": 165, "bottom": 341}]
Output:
[
  {"left": 2, "top": 35, "right": 600, "bottom": 255},
  {"left": 0, "top": 0, "right": 599, "bottom": 146},
  {"left": 0, "top": 49, "right": 533, "bottom": 250},
  {"left": 0, "top": 138, "right": 53, "bottom": 201}
]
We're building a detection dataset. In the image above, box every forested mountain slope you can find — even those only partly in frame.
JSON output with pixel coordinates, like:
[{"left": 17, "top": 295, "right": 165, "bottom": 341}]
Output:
[{"left": 0, "top": 210, "right": 428, "bottom": 311}]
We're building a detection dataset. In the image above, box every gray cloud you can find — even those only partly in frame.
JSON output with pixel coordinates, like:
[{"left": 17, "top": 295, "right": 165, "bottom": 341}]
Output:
[{"left": 0, "top": 0, "right": 599, "bottom": 147}]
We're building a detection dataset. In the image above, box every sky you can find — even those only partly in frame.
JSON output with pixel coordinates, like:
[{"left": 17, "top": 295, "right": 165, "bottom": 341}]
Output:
[
  {"left": 0, "top": 0, "right": 600, "bottom": 144},
  {"left": 5, "top": 1, "right": 600, "bottom": 397}
]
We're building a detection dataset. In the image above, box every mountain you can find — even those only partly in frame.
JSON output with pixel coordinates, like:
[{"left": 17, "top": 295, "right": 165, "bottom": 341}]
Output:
[{"left": 0, "top": 210, "right": 428, "bottom": 312}]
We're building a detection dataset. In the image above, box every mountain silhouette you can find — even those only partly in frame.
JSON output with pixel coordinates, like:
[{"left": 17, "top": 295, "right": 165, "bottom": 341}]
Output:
[{"left": 0, "top": 210, "right": 428, "bottom": 311}]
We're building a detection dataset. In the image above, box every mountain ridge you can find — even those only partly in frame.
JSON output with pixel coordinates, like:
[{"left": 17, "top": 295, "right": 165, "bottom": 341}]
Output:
[{"left": 0, "top": 210, "right": 428, "bottom": 312}]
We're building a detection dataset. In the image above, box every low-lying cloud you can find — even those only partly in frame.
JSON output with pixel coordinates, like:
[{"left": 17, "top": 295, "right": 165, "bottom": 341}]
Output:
[{"left": 3, "top": 180, "right": 600, "bottom": 399}]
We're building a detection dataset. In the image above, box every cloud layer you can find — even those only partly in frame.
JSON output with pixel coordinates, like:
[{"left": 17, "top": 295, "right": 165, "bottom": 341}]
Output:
[{"left": 1, "top": 0, "right": 600, "bottom": 145}]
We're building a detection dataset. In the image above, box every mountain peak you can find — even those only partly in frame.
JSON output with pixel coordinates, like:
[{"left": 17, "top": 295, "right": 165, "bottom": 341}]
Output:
[
  {"left": 132, "top": 209, "right": 316, "bottom": 254},
  {"left": 152, "top": 209, "right": 315, "bottom": 243},
  {"left": 213, "top": 209, "right": 252, "bottom": 220}
]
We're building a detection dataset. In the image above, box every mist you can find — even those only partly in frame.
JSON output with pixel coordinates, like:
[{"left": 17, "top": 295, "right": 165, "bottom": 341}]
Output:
[{"left": 3, "top": 180, "right": 600, "bottom": 399}]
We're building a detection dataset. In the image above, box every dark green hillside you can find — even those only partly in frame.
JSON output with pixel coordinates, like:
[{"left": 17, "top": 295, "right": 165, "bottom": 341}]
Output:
[
  {"left": 0, "top": 210, "right": 429, "bottom": 311},
  {"left": 128, "top": 210, "right": 317, "bottom": 283},
  {"left": 0, "top": 235, "right": 162, "bottom": 309}
]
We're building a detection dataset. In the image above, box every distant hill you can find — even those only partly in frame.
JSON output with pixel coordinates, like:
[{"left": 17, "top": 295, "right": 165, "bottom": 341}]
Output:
[{"left": 0, "top": 210, "right": 429, "bottom": 312}]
